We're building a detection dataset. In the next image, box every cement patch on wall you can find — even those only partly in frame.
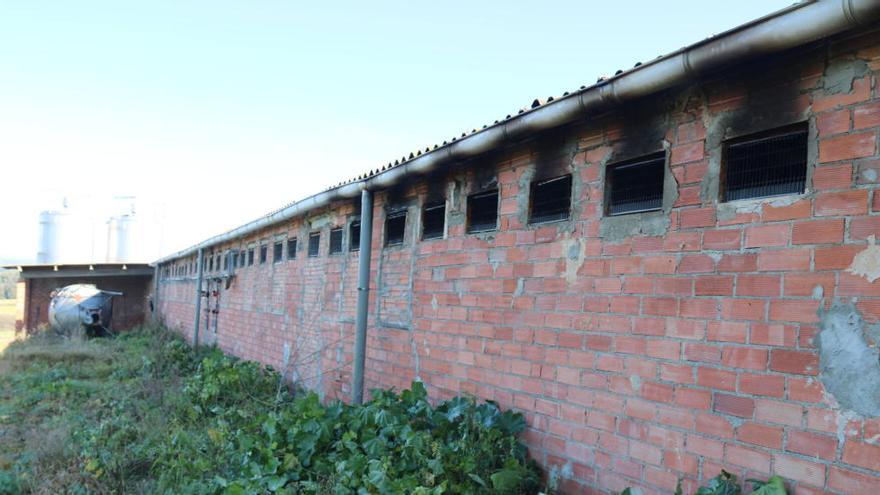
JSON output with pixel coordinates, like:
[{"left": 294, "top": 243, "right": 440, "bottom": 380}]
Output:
[{"left": 817, "top": 303, "right": 880, "bottom": 417}]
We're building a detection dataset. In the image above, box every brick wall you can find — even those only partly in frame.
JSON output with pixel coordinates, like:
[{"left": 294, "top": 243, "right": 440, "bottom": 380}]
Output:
[
  {"left": 157, "top": 30, "right": 880, "bottom": 495},
  {"left": 24, "top": 275, "right": 150, "bottom": 331}
]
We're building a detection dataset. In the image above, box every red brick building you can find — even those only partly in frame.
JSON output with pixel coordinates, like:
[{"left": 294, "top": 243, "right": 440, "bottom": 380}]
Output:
[
  {"left": 154, "top": 3, "right": 880, "bottom": 494},
  {"left": 10, "top": 263, "right": 153, "bottom": 332}
]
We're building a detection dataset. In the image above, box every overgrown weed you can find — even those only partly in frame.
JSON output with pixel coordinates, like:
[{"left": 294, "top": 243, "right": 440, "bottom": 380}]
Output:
[{"left": 0, "top": 324, "right": 542, "bottom": 494}]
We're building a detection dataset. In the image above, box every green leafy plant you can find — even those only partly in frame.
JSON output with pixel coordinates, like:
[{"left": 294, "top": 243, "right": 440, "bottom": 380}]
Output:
[
  {"left": 620, "top": 471, "right": 787, "bottom": 495},
  {"left": 0, "top": 325, "right": 542, "bottom": 494}
]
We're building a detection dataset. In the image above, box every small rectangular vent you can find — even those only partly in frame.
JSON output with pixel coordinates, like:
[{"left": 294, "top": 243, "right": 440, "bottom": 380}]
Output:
[
  {"left": 385, "top": 209, "right": 406, "bottom": 246},
  {"left": 287, "top": 238, "right": 297, "bottom": 259},
  {"left": 349, "top": 221, "right": 361, "bottom": 251},
  {"left": 724, "top": 125, "right": 808, "bottom": 201},
  {"left": 422, "top": 202, "right": 445, "bottom": 240},
  {"left": 467, "top": 189, "right": 499, "bottom": 233},
  {"left": 606, "top": 153, "right": 666, "bottom": 216},
  {"left": 308, "top": 232, "right": 320, "bottom": 257},
  {"left": 530, "top": 175, "right": 572, "bottom": 224},
  {"left": 329, "top": 228, "right": 343, "bottom": 254},
  {"left": 273, "top": 242, "right": 283, "bottom": 263}
]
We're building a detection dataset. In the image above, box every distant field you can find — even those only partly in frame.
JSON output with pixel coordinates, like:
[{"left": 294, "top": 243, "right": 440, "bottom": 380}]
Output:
[{"left": 0, "top": 299, "right": 17, "bottom": 352}]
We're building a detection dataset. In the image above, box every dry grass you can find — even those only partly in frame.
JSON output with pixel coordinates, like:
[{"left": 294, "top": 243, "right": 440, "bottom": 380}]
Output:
[{"left": 0, "top": 299, "right": 16, "bottom": 353}]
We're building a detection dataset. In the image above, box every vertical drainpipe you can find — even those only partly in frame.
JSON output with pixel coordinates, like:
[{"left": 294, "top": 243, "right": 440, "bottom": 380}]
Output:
[
  {"left": 352, "top": 188, "right": 374, "bottom": 404},
  {"left": 193, "top": 248, "right": 204, "bottom": 346},
  {"left": 152, "top": 265, "right": 160, "bottom": 322}
]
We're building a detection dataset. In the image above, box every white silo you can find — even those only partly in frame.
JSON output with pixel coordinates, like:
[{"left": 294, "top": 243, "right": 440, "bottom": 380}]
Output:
[
  {"left": 105, "top": 213, "right": 138, "bottom": 263},
  {"left": 37, "top": 210, "right": 66, "bottom": 264}
]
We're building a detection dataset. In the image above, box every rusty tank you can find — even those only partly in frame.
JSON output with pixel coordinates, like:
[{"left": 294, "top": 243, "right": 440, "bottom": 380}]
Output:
[{"left": 48, "top": 284, "right": 123, "bottom": 336}]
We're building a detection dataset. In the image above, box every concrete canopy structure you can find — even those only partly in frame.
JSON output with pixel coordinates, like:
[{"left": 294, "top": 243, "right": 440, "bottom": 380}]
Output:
[{"left": 7, "top": 263, "right": 152, "bottom": 332}]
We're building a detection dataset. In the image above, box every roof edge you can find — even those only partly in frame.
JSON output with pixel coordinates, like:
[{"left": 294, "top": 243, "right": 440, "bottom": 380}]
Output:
[{"left": 153, "top": 0, "right": 880, "bottom": 265}]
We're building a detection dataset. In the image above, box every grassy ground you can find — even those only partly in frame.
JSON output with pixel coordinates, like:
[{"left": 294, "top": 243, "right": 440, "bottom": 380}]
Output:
[
  {"left": 0, "top": 300, "right": 16, "bottom": 353},
  {"left": 0, "top": 326, "right": 540, "bottom": 494}
]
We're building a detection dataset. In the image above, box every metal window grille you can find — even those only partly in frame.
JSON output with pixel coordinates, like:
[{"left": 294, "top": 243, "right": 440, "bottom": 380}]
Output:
[
  {"left": 606, "top": 153, "right": 665, "bottom": 215},
  {"left": 329, "top": 228, "right": 343, "bottom": 254},
  {"left": 247, "top": 248, "right": 254, "bottom": 266},
  {"left": 349, "top": 221, "right": 361, "bottom": 251},
  {"left": 422, "top": 202, "right": 445, "bottom": 240},
  {"left": 239, "top": 250, "right": 245, "bottom": 267},
  {"left": 467, "top": 189, "right": 499, "bottom": 233},
  {"left": 385, "top": 210, "right": 406, "bottom": 246},
  {"left": 308, "top": 232, "right": 320, "bottom": 257},
  {"left": 530, "top": 175, "right": 572, "bottom": 224},
  {"left": 724, "top": 126, "right": 808, "bottom": 201},
  {"left": 273, "top": 242, "right": 283, "bottom": 263},
  {"left": 287, "top": 238, "right": 297, "bottom": 259},
  {"left": 259, "top": 245, "right": 268, "bottom": 264}
]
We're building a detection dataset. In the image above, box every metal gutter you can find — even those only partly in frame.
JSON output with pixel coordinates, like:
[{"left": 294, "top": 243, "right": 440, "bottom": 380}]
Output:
[{"left": 152, "top": 0, "right": 880, "bottom": 265}]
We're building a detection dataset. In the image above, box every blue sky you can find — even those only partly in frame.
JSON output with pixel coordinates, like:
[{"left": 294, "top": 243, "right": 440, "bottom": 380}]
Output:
[{"left": 0, "top": 0, "right": 792, "bottom": 262}]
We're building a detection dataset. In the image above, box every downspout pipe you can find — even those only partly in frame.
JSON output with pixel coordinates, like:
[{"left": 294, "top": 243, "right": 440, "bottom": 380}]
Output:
[
  {"left": 152, "top": 264, "right": 159, "bottom": 322},
  {"left": 352, "top": 188, "right": 374, "bottom": 405},
  {"left": 151, "top": 0, "right": 880, "bottom": 266},
  {"left": 193, "top": 248, "right": 204, "bottom": 346}
]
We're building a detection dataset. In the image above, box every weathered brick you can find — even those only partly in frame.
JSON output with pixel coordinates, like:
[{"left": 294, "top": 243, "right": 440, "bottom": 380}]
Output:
[
  {"left": 819, "top": 131, "right": 876, "bottom": 163},
  {"left": 770, "top": 349, "right": 819, "bottom": 375},
  {"left": 815, "top": 189, "right": 869, "bottom": 216},
  {"left": 792, "top": 218, "right": 844, "bottom": 244}
]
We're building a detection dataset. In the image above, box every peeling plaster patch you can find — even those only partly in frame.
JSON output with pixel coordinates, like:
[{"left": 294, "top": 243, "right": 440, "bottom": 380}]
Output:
[
  {"left": 629, "top": 375, "right": 642, "bottom": 392},
  {"left": 812, "top": 285, "right": 824, "bottom": 300},
  {"left": 717, "top": 194, "right": 802, "bottom": 221},
  {"left": 837, "top": 409, "right": 863, "bottom": 446},
  {"left": 847, "top": 235, "right": 880, "bottom": 283},
  {"left": 562, "top": 238, "right": 586, "bottom": 286},
  {"left": 307, "top": 213, "right": 333, "bottom": 229},
  {"left": 600, "top": 211, "right": 670, "bottom": 242},
  {"left": 817, "top": 303, "right": 880, "bottom": 417},
  {"left": 863, "top": 168, "right": 878, "bottom": 183},
  {"left": 410, "top": 337, "right": 421, "bottom": 382},
  {"left": 822, "top": 58, "right": 869, "bottom": 95},
  {"left": 431, "top": 295, "right": 438, "bottom": 312},
  {"left": 282, "top": 342, "right": 291, "bottom": 370},
  {"left": 513, "top": 278, "right": 525, "bottom": 298}
]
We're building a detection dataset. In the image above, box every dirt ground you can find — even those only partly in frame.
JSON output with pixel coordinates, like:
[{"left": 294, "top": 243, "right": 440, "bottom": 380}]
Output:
[{"left": 0, "top": 299, "right": 17, "bottom": 352}]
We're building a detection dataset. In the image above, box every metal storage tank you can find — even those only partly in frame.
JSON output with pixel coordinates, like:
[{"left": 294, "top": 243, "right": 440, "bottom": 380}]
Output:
[
  {"left": 105, "top": 213, "right": 138, "bottom": 263},
  {"left": 37, "top": 210, "right": 68, "bottom": 264}
]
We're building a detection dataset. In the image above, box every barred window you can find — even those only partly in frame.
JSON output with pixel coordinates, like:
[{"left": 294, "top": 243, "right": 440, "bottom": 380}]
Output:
[
  {"left": 287, "top": 238, "right": 297, "bottom": 259},
  {"left": 273, "top": 242, "right": 283, "bottom": 263},
  {"left": 422, "top": 202, "right": 445, "bottom": 240},
  {"left": 723, "top": 124, "right": 808, "bottom": 201},
  {"left": 530, "top": 175, "right": 572, "bottom": 224},
  {"left": 467, "top": 190, "right": 498, "bottom": 233},
  {"left": 606, "top": 153, "right": 665, "bottom": 216},
  {"left": 329, "top": 228, "right": 343, "bottom": 254},
  {"left": 349, "top": 221, "right": 361, "bottom": 251},
  {"left": 308, "top": 232, "right": 320, "bottom": 257},
  {"left": 385, "top": 210, "right": 406, "bottom": 246}
]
